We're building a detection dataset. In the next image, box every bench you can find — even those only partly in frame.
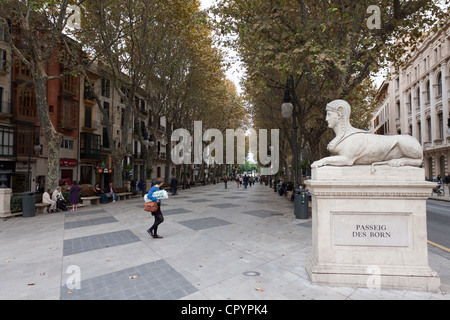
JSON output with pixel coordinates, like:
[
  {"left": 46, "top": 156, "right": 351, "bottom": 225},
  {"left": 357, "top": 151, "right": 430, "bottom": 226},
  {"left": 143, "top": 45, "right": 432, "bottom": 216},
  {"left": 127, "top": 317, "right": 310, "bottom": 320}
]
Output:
[
  {"left": 80, "top": 196, "right": 101, "bottom": 206},
  {"left": 115, "top": 187, "right": 132, "bottom": 201},
  {"left": 35, "top": 203, "right": 50, "bottom": 214},
  {"left": 80, "top": 189, "right": 102, "bottom": 205}
]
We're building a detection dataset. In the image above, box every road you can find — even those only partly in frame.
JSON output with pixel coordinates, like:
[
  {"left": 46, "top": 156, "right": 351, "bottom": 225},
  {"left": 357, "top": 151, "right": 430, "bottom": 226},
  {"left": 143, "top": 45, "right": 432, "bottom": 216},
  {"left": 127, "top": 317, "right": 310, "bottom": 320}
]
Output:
[{"left": 427, "top": 199, "right": 450, "bottom": 253}]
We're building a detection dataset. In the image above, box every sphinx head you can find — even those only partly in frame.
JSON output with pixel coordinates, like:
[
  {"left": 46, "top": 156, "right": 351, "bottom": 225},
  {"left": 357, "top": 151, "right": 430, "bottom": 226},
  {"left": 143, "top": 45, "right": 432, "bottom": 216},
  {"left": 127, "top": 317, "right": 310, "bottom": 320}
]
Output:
[{"left": 325, "top": 99, "right": 351, "bottom": 130}]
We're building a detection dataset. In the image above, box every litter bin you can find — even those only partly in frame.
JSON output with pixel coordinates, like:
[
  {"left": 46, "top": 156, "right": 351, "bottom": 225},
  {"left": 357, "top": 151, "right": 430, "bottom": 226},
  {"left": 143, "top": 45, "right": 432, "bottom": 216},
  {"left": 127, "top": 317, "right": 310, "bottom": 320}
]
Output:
[
  {"left": 294, "top": 188, "right": 308, "bottom": 219},
  {"left": 22, "top": 191, "right": 35, "bottom": 217}
]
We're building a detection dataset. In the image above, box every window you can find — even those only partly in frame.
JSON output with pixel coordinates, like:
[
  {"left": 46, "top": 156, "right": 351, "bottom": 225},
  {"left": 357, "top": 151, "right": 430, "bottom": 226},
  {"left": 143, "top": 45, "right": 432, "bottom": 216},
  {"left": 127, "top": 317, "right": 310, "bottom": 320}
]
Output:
[
  {"left": 84, "top": 106, "right": 92, "bottom": 128},
  {"left": 438, "top": 113, "right": 443, "bottom": 139},
  {"left": 437, "top": 72, "right": 442, "bottom": 96},
  {"left": 16, "top": 126, "right": 38, "bottom": 157},
  {"left": 427, "top": 117, "right": 432, "bottom": 142},
  {"left": 61, "top": 139, "right": 74, "bottom": 150},
  {"left": 426, "top": 80, "right": 430, "bottom": 102},
  {"left": 396, "top": 101, "right": 401, "bottom": 117},
  {"left": 102, "top": 127, "right": 109, "bottom": 148},
  {"left": 80, "top": 132, "right": 101, "bottom": 160},
  {"left": 0, "top": 87, "right": 5, "bottom": 113},
  {"left": 101, "top": 78, "right": 110, "bottom": 98},
  {"left": 417, "top": 121, "right": 422, "bottom": 144},
  {"left": 59, "top": 100, "right": 78, "bottom": 129},
  {"left": 0, "top": 126, "right": 14, "bottom": 156},
  {"left": 416, "top": 86, "right": 420, "bottom": 107},
  {"left": 83, "top": 79, "right": 94, "bottom": 100},
  {"left": 428, "top": 157, "right": 433, "bottom": 180},
  {"left": 63, "top": 74, "right": 78, "bottom": 94},
  {"left": 408, "top": 92, "right": 412, "bottom": 112},
  {"left": 14, "top": 84, "right": 37, "bottom": 119},
  {"left": 15, "top": 59, "right": 31, "bottom": 78},
  {"left": 0, "top": 48, "right": 7, "bottom": 71}
]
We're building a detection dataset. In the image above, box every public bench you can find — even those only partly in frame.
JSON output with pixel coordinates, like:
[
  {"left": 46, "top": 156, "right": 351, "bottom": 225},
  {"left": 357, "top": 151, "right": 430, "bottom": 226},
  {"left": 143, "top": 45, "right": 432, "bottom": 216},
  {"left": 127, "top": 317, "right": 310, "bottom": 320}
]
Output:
[
  {"left": 35, "top": 203, "right": 50, "bottom": 214},
  {"left": 80, "top": 189, "right": 101, "bottom": 206},
  {"left": 115, "top": 187, "right": 132, "bottom": 200}
]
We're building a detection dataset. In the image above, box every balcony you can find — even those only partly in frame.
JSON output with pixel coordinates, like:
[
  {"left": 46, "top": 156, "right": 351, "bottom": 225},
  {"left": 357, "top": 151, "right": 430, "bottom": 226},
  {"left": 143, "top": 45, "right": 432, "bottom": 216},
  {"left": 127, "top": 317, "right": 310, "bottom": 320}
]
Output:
[
  {"left": 15, "top": 125, "right": 39, "bottom": 157},
  {"left": 13, "top": 84, "right": 38, "bottom": 121},
  {"left": 58, "top": 100, "right": 78, "bottom": 130},
  {"left": 80, "top": 132, "right": 101, "bottom": 160}
]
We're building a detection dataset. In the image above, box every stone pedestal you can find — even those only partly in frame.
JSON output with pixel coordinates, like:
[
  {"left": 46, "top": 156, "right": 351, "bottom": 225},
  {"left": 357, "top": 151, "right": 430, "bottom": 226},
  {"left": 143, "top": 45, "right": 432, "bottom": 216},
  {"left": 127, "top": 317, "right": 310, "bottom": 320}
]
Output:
[
  {"left": 305, "top": 166, "right": 441, "bottom": 292},
  {"left": 0, "top": 188, "right": 12, "bottom": 218}
]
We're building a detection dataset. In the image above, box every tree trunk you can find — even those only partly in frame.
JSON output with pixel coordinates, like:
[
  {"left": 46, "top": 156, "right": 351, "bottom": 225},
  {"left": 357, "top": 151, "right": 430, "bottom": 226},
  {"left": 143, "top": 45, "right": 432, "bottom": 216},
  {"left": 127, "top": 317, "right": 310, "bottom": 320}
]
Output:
[
  {"left": 112, "top": 148, "right": 125, "bottom": 187},
  {"left": 34, "top": 65, "right": 63, "bottom": 190}
]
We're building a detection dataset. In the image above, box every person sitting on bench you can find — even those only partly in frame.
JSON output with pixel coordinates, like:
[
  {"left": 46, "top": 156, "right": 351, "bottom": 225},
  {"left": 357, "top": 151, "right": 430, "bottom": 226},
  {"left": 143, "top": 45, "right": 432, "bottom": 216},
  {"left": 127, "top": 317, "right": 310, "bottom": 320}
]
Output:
[{"left": 94, "top": 184, "right": 108, "bottom": 204}]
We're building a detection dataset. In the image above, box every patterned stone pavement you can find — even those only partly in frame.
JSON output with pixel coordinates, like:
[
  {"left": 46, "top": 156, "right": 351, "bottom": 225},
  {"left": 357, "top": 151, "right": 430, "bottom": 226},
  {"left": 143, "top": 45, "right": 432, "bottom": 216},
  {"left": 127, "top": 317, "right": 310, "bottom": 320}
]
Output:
[{"left": 0, "top": 182, "right": 449, "bottom": 301}]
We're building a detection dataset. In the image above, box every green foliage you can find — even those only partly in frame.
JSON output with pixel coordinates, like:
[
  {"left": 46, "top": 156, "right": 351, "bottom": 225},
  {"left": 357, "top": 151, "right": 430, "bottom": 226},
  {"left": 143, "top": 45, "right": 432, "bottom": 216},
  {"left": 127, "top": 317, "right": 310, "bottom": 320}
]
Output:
[
  {"left": 237, "top": 160, "right": 259, "bottom": 174},
  {"left": 212, "top": 0, "right": 446, "bottom": 163}
]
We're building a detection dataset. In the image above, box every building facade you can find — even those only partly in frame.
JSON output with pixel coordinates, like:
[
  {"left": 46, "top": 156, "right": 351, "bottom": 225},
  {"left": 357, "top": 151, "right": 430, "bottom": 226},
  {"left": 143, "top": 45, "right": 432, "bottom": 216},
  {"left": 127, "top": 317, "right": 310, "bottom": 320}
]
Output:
[
  {"left": 0, "top": 37, "right": 173, "bottom": 193},
  {"left": 371, "top": 24, "right": 450, "bottom": 180},
  {"left": 0, "top": 23, "right": 15, "bottom": 188}
]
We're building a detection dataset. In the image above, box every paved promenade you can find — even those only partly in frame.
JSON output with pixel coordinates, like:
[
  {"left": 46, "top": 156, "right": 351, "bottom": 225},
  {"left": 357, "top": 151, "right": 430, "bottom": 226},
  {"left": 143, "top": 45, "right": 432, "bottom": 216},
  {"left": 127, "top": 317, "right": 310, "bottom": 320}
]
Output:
[{"left": 0, "top": 182, "right": 449, "bottom": 300}]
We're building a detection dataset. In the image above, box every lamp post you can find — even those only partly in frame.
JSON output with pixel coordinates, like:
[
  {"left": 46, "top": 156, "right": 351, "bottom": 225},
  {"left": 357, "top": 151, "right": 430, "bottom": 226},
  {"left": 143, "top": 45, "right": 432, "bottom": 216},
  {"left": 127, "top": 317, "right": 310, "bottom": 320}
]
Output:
[
  {"left": 26, "top": 134, "right": 41, "bottom": 192},
  {"left": 282, "top": 76, "right": 308, "bottom": 219},
  {"left": 22, "top": 131, "right": 41, "bottom": 218},
  {"left": 281, "top": 75, "right": 299, "bottom": 188},
  {"left": 141, "top": 138, "right": 154, "bottom": 197}
]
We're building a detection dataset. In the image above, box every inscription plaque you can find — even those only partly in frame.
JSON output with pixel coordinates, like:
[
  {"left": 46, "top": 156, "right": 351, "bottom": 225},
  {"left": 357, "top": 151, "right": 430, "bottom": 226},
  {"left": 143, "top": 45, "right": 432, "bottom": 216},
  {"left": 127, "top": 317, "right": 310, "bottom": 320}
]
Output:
[{"left": 332, "top": 212, "right": 410, "bottom": 247}]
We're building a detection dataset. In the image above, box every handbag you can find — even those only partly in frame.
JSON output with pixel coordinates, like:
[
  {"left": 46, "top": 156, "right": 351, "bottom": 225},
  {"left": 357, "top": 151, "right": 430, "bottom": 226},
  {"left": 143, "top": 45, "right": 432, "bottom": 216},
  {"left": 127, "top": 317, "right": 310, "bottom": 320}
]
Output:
[{"left": 144, "top": 201, "right": 158, "bottom": 213}]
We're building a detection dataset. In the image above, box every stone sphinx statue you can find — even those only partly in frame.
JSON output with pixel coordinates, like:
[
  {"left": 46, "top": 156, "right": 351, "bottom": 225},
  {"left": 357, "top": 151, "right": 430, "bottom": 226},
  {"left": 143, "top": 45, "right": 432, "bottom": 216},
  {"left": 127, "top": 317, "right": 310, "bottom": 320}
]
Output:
[{"left": 311, "top": 99, "right": 423, "bottom": 168}]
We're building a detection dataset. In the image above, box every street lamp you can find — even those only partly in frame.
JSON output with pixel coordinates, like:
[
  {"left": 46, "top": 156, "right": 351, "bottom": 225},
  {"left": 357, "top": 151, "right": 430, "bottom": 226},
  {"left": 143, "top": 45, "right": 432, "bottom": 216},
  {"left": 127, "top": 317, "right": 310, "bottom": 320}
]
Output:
[
  {"left": 27, "top": 136, "right": 41, "bottom": 192},
  {"left": 282, "top": 76, "right": 308, "bottom": 219},
  {"left": 281, "top": 76, "right": 299, "bottom": 189},
  {"left": 141, "top": 138, "right": 154, "bottom": 197}
]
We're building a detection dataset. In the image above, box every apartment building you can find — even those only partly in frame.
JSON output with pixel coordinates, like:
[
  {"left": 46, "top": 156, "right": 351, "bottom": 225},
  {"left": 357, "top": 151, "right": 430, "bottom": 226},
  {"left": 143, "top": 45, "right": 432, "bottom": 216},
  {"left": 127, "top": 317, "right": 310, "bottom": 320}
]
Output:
[
  {"left": 371, "top": 23, "right": 450, "bottom": 179},
  {"left": 0, "top": 38, "right": 171, "bottom": 193},
  {"left": 0, "top": 23, "right": 14, "bottom": 188},
  {"left": 78, "top": 67, "right": 171, "bottom": 190}
]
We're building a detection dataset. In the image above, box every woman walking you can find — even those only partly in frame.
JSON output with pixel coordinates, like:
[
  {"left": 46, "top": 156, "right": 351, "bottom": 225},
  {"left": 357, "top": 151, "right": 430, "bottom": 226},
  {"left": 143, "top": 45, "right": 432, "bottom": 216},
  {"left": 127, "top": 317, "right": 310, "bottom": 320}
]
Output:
[
  {"left": 146, "top": 178, "right": 165, "bottom": 239},
  {"left": 68, "top": 181, "right": 81, "bottom": 211}
]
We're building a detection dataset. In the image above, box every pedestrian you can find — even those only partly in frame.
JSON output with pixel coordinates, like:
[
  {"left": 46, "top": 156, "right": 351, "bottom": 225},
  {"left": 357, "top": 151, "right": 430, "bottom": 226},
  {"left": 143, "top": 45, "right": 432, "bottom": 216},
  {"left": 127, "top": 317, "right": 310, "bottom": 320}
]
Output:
[
  {"left": 94, "top": 184, "right": 108, "bottom": 204},
  {"left": 42, "top": 188, "right": 57, "bottom": 213},
  {"left": 107, "top": 182, "right": 117, "bottom": 202},
  {"left": 68, "top": 181, "right": 81, "bottom": 212},
  {"left": 236, "top": 175, "right": 240, "bottom": 188},
  {"left": 170, "top": 176, "right": 178, "bottom": 195},
  {"left": 243, "top": 175, "right": 248, "bottom": 189},
  {"left": 52, "top": 186, "right": 67, "bottom": 211},
  {"left": 223, "top": 176, "right": 228, "bottom": 189},
  {"left": 147, "top": 178, "right": 165, "bottom": 239}
]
